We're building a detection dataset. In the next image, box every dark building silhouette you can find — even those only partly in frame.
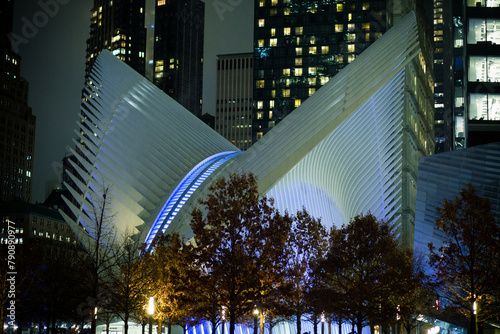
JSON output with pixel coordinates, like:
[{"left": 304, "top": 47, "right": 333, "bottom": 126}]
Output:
[
  {"left": 0, "top": 0, "right": 36, "bottom": 203},
  {"left": 1, "top": 0, "right": 14, "bottom": 51},
  {"left": 153, "top": 0, "right": 204, "bottom": 117},
  {"left": 85, "top": 0, "right": 147, "bottom": 80}
]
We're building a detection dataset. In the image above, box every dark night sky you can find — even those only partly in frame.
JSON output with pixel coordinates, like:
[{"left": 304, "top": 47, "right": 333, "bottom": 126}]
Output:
[{"left": 12, "top": 0, "right": 253, "bottom": 203}]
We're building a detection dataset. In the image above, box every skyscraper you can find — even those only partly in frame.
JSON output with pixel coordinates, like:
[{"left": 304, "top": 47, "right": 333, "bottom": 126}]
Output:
[
  {"left": 253, "top": 0, "right": 388, "bottom": 141},
  {"left": 0, "top": 0, "right": 36, "bottom": 203},
  {"left": 85, "top": 0, "right": 147, "bottom": 80},
  {"left": 215, "top": 53, "right": 254, "bottom": 150},
  {"left": 459, "top": 0, "right": 500, "bottom": 147},
  {"left": 435, "top": 0, "right": 500, "bottom": 151},
  {"left": 153, "top": 0, "right": 204, "bottom": 116},
  {"left": 433, "top": 0, "right": 454, "bottom": 153}
]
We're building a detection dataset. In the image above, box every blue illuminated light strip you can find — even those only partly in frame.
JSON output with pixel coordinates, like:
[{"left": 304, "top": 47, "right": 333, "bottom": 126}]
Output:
[{"left": 145, "top": 151, "right": 242, "bottom": 248}]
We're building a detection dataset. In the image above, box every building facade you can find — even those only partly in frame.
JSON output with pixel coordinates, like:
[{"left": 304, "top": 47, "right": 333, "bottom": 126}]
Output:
[
  {"left": 85, "top": 0, "right": 147, "bottom": 80},
  {"left": 437, "top": 0, "right": 500, "bottom": 150},
  {"left": 0, "top": 0, "right": 36, "bottom": 203},
  {"left": 433, "top": 0, "right": 454, "bottom": 153},
  {"left": 253, "top": 0, "right": 387, "bottom": 140},
  {"left": 1, "top": 201, "right": 78, "bottom": 245},
  {"left": 215, "top": 53, "right": 254, "bottom": 150},
  {"left": 153, "top": 0, "right": 204, "bottom": 116},
  {"left": 414, "top": 141, "right": 500, "bottom": 261}
]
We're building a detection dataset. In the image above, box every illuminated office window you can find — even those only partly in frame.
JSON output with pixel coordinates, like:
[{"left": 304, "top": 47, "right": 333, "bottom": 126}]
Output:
[
  {"left": 309, "top": 88, "right": 316, "bottom": 96},
  {"left": 295, "top": 68, "right": 303, "bottom": 76},
  {"left": 468, "top": 18, "right": 500, "bottom": 45},
  {"left": 270, "top": 38, "right": 278, "bottom": 46},
  {"left": 347, "top": 44, "right": 355, "bottom": 52},
  {"left": 269, "top": 100, "right": 275, "bottom": 108},
  {"left": 257, "top": 101, "right": 264, "bottom": 109},
  {"left": 362, "top": 2, "right": 369, "bottom": 10},
  {"left": 283, "top": 68, "right": 291, "bottom": 76},
  {"left": 337, "top": 4, "right": 343, "bottom": 11},
  {"left": 321, "top": 46, "right": 329, "bottom": 54},
  {"left": 335, "top": 24, "right": 343, "bottom": 32},
  {"left": 258, "top": 19, "right": 265, "bottom": 27},
  {"left": 282, "top": 89, "right": 290, "bottom": 97},
  {"left": 469, "top": 56, "right": 500, "bottom": 82},
  {"left": 257, "top": 111, "right": 264, "bottom": 119},
  {"left": 308, "top": 77, "right": 316, "bottom": 86},
  {"left": 295, "top": 99, "right": 301, "bottom": 107},
  {"left": 308, "top": 67, "right": 317, "bottom": 75},
  {"left": 284, "top": 27, "right": 291, "bottom": 36},
  {"left": 295, "top": 27, "right": 303, "bottom": 35},
  {"left": 284, "top": 8, "right": 290, "bottom": 15},
  {"left": 309, "top": 47, "right": 317, "bottom": 54},
  {"left": 296, "top": 47, "right": 303, "bottom": 55},
  {"left": 271, "top": 0, "right": 278, "bottom": 5},
  {"left": 295, "top": 58, "right": 303, "bottom": 66},
  {"left": 320, "top": 77, "right": 329, "bottom": 85},
  {"left": 256, "top": 80, "right": 265, "bottom": 88},
  {"left": 469, "top": 93, "right": 500, "bottom": 120},
  {"left": 258, "top": 39, "right": 265, "bottom": 47},
  {"left": 271, "top": 28, "right": 276, "bottom": 36}
]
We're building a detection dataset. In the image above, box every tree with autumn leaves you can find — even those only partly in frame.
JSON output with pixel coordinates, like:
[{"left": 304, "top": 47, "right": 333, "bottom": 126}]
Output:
[
  {"left": 137, "top": 172, "right": 433, "bottom": 334},
  {"left": 428, "top": 184, "right": 500, "bottom": 333},
  {"left": 189, "top": 172, "right": 292, "bottom": 334},
  {"left": 316, "top": 213, "right": 426, "bottom": 334},
  {"left": 121, "top": 175, "right": 500, "bottom": 334}
]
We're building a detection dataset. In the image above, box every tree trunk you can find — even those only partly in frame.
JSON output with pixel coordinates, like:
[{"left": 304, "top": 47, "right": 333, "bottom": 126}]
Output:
[
  {"left": 124, "top": 314, "right": 129, "bottom": 334},
  {"left": 296, "top": 312, "right": 302, "bottom": 334},
  {"left": 230, "top": 313, "right": 236, "bottom": 334},
  {"left": 142, "top": 322, "right": 146, "bottom": 334}
]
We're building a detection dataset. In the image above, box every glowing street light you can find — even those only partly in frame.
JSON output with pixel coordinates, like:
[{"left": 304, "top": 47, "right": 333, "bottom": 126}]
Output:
[
  {"left": 149, "top": 297, "right": 155, "bottom": 315},
  {"left": 148, "top": 297, "right": 154, "bottom": 334},
  {"left": 253, "top": 307, "right": 259, "bottom": 334}
]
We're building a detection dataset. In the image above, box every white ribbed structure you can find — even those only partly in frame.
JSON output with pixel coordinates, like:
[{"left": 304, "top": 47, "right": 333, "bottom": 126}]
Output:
[
  {"left": 175, "top": 12, "right": 420, "bottom": 234},
  {"left": 60, "top": 50, "right": 239, "bottom": 245},
  {"left": 62, "top": 12, "right": 422, "bottom": 248}
]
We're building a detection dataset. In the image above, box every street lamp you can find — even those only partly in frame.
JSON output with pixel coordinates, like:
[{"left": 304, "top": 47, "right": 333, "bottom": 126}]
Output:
[
  {"left": 148, "top": 297, "right": 154, "bottom": 334},
  {"left": 321, "top": 312, "right": 325, "bottom": 334},
  {"left": 253, "top": 307, "right": 259, "bottom": 334}
]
